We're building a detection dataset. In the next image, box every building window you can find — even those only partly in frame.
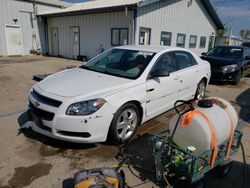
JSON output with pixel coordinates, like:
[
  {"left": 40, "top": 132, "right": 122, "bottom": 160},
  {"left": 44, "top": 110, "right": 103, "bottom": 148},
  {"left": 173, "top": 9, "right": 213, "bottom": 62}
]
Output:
[
  {"left": 160, "top": 31, "right": 172, "bottom": 46},
  {"left": 189, "top": 35, "right": 197, "bottom": 48},
  {"left": 200, "top": 36, "right": 207, "bottom": 48},
  {"left": 208, "top": 36, "right": 214, "bottom": 50},
  {"left": 111, "top": 28, "right": 129, "bottom": 46},
  {"left": 176, "top": 33, "right": 186, "bottom": 47}
]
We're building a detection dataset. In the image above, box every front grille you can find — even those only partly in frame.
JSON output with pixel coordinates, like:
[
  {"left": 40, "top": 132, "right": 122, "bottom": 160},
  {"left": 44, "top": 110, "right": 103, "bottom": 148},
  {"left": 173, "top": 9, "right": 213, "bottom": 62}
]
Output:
[
  {"left": 29, "top": 102, "right": 55, "bottom": 121},
  {"left": 211, "top": 67, "right": 221, "bottom": 71},
  {"left": 37, "top": 124, "right": 52, "bottom": 132},
  {"left": 28, "top": 110, "right": 52, "bottom": 132},
  {"left": 57, "top": 131, "right": 91, "bottom": 138},
  {"left": 31, "top": 89, "right": 62, "bottom": 107}
]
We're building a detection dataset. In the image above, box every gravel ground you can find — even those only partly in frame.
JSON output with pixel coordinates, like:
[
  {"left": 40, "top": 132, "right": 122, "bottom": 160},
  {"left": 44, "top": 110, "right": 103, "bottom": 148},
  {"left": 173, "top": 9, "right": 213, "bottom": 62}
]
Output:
[{"left": 0, "top": 56, "right": 249, "bottom": 188}]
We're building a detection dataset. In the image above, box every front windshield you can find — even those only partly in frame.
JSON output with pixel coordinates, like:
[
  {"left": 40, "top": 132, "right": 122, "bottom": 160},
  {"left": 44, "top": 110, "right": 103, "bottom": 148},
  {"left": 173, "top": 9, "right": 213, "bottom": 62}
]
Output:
[
  {"left": 206, "top": 47, "right": 243, "bottom": 58},
  {"left": 82, "top": 49, "right": 155, "bottom": 79}
]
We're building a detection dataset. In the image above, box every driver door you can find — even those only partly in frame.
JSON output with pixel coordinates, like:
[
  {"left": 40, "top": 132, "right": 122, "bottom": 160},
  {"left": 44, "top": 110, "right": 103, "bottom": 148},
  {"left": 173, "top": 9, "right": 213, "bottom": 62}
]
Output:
[{"left": 146, "top": 52, "right": 181, "bottom": 118}]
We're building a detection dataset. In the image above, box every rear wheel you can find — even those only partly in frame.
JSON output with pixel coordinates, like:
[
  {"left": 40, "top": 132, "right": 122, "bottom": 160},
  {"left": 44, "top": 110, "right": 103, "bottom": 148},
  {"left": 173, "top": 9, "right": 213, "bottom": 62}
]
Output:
[
  {"left": 194, "top": 80, "right": 206, "bottom": 100},
  {"left": 108, "top": 103, "right": 140, "bottom": 144}
]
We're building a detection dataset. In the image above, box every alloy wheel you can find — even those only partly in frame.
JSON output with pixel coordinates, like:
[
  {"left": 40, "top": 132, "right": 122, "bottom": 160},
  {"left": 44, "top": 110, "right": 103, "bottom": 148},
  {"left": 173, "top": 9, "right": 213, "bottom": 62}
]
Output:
[
  {"left": 116, "top": 109, "right": 138, "bottom": 141},
  {"left": 196, "top": 82, "right": 206, "bottom": 100}
]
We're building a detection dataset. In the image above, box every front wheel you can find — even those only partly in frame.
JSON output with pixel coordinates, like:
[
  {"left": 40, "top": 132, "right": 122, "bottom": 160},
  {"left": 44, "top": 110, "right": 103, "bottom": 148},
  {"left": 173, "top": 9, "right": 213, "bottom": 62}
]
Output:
[
  {"left": 232, "top": 70, "right": 242, "bottom": 85},
  {"left": 194, "top": 80, "right": 206, "bottom": 100},
  {"left": 108, "top": 103, "right": 141, "bottom": 144}
]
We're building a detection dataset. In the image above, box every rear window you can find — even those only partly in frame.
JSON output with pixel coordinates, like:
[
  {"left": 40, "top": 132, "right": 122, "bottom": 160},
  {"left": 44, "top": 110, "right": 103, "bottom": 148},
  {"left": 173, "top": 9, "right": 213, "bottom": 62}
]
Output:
[{"left": 174, "top": 51, "right": 197, "bottom": 70}]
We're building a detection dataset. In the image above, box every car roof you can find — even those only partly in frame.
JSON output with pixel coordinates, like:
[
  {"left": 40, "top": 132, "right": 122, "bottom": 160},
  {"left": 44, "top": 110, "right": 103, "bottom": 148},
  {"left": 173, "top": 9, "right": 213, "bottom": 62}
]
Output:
[
  {"left": 114, "top": 45, "right": 186, "bottom": 53},
  {"left": 215, "top": 45, "right": 245, "bottom": 49}
]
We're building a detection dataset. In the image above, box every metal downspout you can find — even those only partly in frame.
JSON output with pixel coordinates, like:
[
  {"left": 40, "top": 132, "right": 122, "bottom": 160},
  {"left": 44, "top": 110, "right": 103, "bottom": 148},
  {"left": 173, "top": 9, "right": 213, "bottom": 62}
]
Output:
[{"left": 125, "top": 7, "right": 135, "bottom": 45}]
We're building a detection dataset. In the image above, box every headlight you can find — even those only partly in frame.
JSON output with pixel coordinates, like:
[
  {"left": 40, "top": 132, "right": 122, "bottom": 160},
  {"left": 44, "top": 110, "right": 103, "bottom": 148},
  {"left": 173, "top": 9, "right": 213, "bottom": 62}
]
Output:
[
  {"left": 222, "top": 64, "right": 238, "bottom": 73},
  {"left": 66, "top": 98, "right": 106, "bottom": 116}
]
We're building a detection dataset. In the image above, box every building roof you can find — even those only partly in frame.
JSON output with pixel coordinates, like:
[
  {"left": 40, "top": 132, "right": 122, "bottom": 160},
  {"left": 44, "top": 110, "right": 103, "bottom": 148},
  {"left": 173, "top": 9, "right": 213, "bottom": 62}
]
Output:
[
  {"left": 200, "top": 0, "right": 224, "bottom": 29},
  {"left": 38, "top": 0, "right": 140, "bottom": 15},
  {"left": 38, "top": 0, "right": 224, "bottom": 29},
  {"left": 24, "top": 0, "right": 71, "bottom": 8}
]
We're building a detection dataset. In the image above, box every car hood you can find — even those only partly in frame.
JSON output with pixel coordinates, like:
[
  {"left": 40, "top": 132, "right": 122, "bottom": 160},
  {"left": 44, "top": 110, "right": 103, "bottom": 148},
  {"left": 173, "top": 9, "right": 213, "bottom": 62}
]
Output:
[
  {"left": 36, "top": 68, "right": 133, "bottom": 98},
  {"left": 202, "top": 56, "right": 241, "bottom": 67}
]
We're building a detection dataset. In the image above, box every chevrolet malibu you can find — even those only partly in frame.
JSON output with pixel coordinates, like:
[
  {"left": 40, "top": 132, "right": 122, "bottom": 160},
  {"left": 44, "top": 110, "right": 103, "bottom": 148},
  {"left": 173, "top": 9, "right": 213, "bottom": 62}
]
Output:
[{"left": 27, "top": 46, "right": 210, "bottom": 143}]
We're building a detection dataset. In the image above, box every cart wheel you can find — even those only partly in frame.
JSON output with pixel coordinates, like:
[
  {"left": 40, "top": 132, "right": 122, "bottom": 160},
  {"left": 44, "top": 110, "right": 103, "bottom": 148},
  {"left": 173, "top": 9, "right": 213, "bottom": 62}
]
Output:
[
  {"left": 217, "top": 163, "right": 232, "bottom": 178},
  {"left": 118, "top": 169, "right": 126, "bottom": 188},
  {"left": 192, "top": 179, "right": 205, "bottom": 188}
]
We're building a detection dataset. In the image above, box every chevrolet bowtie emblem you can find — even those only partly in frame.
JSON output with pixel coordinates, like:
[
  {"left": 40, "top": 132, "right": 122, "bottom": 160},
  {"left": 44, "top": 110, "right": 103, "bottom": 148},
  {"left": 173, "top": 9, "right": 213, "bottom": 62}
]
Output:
[{"left": 34, "top": 101, "right": 40, "bottom": 107}]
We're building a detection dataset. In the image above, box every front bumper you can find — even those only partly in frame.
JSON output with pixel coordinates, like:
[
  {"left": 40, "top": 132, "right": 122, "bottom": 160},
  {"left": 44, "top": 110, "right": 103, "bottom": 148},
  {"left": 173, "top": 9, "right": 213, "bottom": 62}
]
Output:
[
  {"left": 210, "top": 69, "right": 239, "bottom": 82},
  {"left": 26, "top": 91, "right": 115, "bottom": 143}
]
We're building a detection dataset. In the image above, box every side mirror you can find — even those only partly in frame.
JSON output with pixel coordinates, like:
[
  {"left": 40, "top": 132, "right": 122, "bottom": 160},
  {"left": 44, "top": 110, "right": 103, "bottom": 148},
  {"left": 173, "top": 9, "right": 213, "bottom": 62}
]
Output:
[
  {"left": 245, "top": 56, "right": 250, "bottom": 60},
  {"left": 149, "top": 69, "right": 169, "bottom": 79},
  {"left": 201, "top": 52, "right": 207, "bottom": 56}
]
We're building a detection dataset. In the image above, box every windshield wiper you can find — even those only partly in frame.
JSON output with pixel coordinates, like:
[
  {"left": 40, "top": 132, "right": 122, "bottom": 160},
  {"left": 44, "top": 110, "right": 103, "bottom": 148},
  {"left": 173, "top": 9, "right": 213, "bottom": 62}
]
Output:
[
  {"left": 80, "top": 66, "right": 131, "bottom": 79},
  {"left": 80, "top": 64, "right": 91, "bottom": 70}
]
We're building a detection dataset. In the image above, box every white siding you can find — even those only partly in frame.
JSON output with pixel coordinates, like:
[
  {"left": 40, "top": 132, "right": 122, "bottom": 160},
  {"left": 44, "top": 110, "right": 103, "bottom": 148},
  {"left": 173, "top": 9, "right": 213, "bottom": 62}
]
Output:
[
  {"left": 135, "top": 0, "right": 217, "bottom": 55},
  {"left": 47, "top": 11, "right": 134, "bottom": 59},
  {"left": 0, "top": 0, "right": 60, "bottom": 56}
]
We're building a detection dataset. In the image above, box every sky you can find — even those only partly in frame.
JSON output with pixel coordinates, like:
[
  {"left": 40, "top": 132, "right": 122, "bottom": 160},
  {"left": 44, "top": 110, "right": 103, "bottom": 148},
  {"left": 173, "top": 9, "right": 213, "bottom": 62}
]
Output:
[
  {"left": 211, "top": 0, "right": 250, "bottom": 36},
  {"left": 62, "top": 0, "right": 250, "bottom": 36}
]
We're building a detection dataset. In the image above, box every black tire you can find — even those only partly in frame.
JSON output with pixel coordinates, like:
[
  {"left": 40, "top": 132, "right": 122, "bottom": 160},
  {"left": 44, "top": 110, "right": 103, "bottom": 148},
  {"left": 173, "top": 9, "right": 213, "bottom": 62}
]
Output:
[
  {"left": 194, "top": 80, "right": 206, "bottom": 100},
  {"left": 108, "top": 103, "right": 141, "bottom": 144},
  {"left": 192, "top": 179, "right": 205, "bottom": 188},
  {"left": 217, "top": 163, "right": 232, "bottom": 178},
  {"left": 232, "top": 70, "right": 242, "bottom": 85}
]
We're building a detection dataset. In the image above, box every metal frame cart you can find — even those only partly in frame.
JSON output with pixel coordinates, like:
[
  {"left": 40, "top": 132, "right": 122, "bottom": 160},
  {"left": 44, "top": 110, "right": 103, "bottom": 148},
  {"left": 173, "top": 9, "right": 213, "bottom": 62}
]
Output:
[{"left": 150, "top": 100, "right": 243, "bottom": 188}]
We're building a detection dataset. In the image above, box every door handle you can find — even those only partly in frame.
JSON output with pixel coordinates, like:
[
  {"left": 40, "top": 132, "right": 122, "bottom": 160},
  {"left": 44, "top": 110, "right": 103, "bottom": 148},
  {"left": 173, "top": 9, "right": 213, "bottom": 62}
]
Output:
[
  {"left": 174, "top": 76, "right": 179, "bottom": 80},
  {"left": 147, "top": 88, "right": 155, "bottom": 92}
]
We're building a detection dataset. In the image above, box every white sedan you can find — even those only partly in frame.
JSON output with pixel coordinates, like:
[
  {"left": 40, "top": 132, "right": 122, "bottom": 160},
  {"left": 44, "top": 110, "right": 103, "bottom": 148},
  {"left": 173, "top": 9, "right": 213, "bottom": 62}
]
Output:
[{"left": 27, "top": 45, "right": 210, "bottom": 143}]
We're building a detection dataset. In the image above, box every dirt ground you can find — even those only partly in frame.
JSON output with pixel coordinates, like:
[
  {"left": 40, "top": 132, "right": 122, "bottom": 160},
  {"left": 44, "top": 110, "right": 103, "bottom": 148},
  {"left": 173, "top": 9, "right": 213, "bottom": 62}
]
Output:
[{"left": 0, "top": 56, "right": 249, "bottom": 188}]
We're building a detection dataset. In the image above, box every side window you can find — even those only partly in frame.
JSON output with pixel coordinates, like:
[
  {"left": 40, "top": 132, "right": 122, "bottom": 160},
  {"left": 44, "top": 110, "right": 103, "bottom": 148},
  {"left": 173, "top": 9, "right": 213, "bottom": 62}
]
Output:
[
  {"left": 160, "top": 31, "right": 172, "bottom": 46},
  {"left": 176, "top": 33, "right": 186, "bottom": 48},
  {"left": 111, "top": 28, "right": 128, "bottom": 46},
  {"left": 199, "top": 36, "right": 206, "bottom": 48},
  {"left": 247, "top": 49, "right": 250, "bottom": 57},
  {"left": 189, "top": 35, "right": 197, "bottom": 48},
  {"left": 174, "top": 51, "right": 197, "bottom": 70},
  {"left": 152, "top": 53, "right": 178, "bottom": 73}
]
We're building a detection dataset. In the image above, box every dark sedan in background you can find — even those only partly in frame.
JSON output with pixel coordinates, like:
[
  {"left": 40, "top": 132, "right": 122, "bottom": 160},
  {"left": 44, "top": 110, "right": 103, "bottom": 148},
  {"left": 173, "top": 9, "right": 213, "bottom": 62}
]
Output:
[
  {"left": 201, "top": 46, "right": 250, "bottom": 85},
  {"left": 242, "top": 42, "right": 250, "bottom": 48}
]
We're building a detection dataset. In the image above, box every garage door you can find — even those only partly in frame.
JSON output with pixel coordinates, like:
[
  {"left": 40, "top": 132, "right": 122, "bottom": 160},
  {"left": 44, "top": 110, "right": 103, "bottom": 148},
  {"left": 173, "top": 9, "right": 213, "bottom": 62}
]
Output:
[{"left": 5, "top": 25, "right": 22, "bottom": 56}]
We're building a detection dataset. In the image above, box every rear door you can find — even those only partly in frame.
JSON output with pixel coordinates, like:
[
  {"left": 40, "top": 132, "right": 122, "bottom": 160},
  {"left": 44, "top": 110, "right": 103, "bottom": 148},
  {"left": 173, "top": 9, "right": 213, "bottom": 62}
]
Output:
[
  {"left": 173, "top": 51, "right": 200, "bottom": 100},
  {"left": 146, "top": 52, "right": 181, "bottom": 118}
]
